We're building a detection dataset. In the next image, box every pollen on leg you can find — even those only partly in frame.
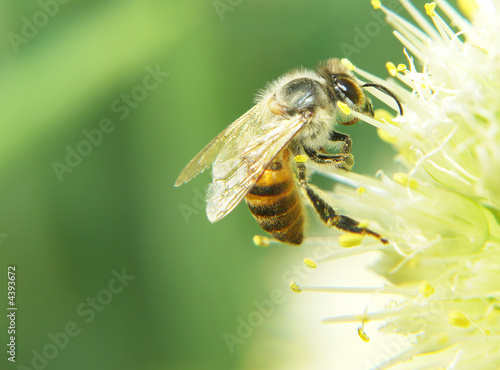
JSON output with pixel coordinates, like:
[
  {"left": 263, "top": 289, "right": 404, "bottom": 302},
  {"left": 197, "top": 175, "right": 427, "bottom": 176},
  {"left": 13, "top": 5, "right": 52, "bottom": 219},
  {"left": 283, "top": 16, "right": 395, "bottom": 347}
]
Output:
[
  {"left": 337, "top": 101, "right": 351, "bottom": 115},
  {"left": 294, "top": 155, "right": 308, "bottom": 163},
  {"left": 339, "top": 233, "right": 364, "bottom": 248}
]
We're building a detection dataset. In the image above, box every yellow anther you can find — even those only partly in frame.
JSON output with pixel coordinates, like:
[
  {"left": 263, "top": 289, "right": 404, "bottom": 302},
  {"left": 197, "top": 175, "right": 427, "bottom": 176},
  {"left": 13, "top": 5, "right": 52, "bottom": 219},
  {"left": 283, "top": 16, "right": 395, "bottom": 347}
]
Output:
[
  {"left": 437, "top": 334, "right": 449, "bottom": 345},
  {"left": 337, "top": 101, "right": 351, "bottom": 115},
  {"left": 385, "top": 62, "right": 397, "bottom": 76},
  {"left": 371, "top": 0, "right": 381, "bottom": 10},
  {"left": 294, "top": 155, "right": 308, "bottom": 163},
  {"left": 397, "top": 64, "right": 407, "bottom": 73},
  {"left": 457, "top": 0, "right": 478, "bottom": 19},
  {"left": 340, "top": 58, "right": 355, "bottom": 71},
  {"left": 393, "top": 173, "right": 418, "bottom": 189},
  {"left": 425, "top": 2, "right": 437, "bottom": 17},
  {"left": 418, "top": 281, "right": 435, "bottom": 297},
  {"left": 374, "top": 108, "right": 398, "bottom": 126},
  {"left": 448, "top": 311, "right": 470, "bottom": 328},
  {"left": 358, "top": 221, "right": 369, "bottom": 228},
  {"left": 339, "top": 233, "right": 364, "bottom": 248},
  {"left": 358, "top": 327, "right": 370, "bottom": 342},
  {"left": 377, "top": 128, "right": 398, "bottom": 144},
  {"left": 253, "top": 235, "right": 270, "bottom": 247},
  {"left": 357, "top": 187, "right": 366, "bottom": 195},
  {"left": 290, "top": 282, "right": 302, "bottom": 293},
  {"left": 304, "top": 258, "right": 317, "bottom": 269}
]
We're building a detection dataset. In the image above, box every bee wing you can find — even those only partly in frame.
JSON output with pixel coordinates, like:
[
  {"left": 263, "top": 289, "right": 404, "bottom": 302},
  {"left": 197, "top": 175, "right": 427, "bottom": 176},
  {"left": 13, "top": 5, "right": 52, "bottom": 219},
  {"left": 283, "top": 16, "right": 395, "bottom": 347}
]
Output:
[
  {"left": 174, "top": 103, "right": 265, "bottom": 187},
  {"left": 206, "top": 113, "right": 307, "bottom": 222}
]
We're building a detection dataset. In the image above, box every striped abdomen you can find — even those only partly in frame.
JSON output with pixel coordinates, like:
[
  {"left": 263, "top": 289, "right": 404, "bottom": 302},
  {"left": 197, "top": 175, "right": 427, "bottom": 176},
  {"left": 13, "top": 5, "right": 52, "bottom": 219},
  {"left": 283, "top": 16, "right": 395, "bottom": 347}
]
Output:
[{"left": 245, "top": 149, "right": 304, "bottom": 245}]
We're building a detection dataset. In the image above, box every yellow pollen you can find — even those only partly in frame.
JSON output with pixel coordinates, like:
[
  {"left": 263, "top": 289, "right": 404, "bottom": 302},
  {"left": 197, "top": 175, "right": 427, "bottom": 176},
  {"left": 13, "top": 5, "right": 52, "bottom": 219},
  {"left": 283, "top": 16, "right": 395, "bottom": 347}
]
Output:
[
  {"left": 371, "top": 0, "right": 381, "bottom": 10},
  {"left": 374, "top": 108, "right": 398, "bottom": 126},
  {"left": 294, "top": 155, "right": 308, "bottom": 163},
  {"left": 457, "top": 0, "right": 479, "bottom": 19},
  {"left": 358, "top": 221, "right": 369, "bottom": 228},
  {"left": 448, "top": 311, "right": 471, "bottom": 328},
  {"left": 385, "top": 62, "right": 397, "bottom": 76},
  {"left": 425, "top": 2, "right": 437, "bottom": 17},
  {"left": 304, "top": 258, "right": 317, "bottom": 269},
  {"left": 437, "top": 334, "right": 449, "bottom": 345},
  {"left": 253, "top": 235, "right": 270, "bottom": 247},
  {"left": 357, "top": 186, "right": 366, "bottom": 195},
  {"left": 358, "top": 327, "right": 370, "bottom": 342},
  {"left": 337, "top": 101, "right": 351, "bottom": 115},
  {"left": 340, "top": 58, "right": 355, "bottom": 71},
  {"left": 290, "top": 282, "right": 302, "bottom": 293},
  {"left": 397, "top": 64, "right": 407, "bottom": 73},
  {"left": 393, "top": 173, "right": 418, "bottom": 189},
  {"left": 377, "top": 128, "right": 398, "bottom": 144},
  {"left": 418, "top": 281, "right": 435, "bottom": 297},
  {"left": 339, "top": 233, "right": 364, "bottom": 247}
]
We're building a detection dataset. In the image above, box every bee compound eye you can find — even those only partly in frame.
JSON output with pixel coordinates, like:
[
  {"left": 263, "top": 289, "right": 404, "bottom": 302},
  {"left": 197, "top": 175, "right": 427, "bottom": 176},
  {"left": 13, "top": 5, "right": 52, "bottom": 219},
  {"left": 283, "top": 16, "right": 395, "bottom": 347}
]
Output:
[{"left": 336, "top": 78, "right": 361, "bottom": 105}]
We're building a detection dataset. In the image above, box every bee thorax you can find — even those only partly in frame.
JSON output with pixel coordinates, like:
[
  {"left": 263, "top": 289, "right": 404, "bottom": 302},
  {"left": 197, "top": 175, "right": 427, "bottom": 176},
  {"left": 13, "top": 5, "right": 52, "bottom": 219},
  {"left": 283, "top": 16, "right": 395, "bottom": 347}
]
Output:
[
  {"left": 274, "top": 77, "right": 329, "bottom": 115},
  {"left": 292, "top": 117, "right": 332, "bottom": 149}
]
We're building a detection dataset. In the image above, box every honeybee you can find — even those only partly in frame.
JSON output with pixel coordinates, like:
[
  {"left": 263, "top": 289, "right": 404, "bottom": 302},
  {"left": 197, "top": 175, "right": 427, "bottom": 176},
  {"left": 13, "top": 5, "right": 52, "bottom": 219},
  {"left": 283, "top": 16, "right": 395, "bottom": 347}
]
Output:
[{"left": 175, "top": 58, "right": 402, "bottom": 245}]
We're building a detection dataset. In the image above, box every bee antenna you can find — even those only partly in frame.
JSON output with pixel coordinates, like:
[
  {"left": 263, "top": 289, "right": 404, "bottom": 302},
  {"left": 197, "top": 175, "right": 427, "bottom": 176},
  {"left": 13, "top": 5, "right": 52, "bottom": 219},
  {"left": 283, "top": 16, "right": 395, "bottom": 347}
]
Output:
[{"left": 362, "top": 83, "right": 404, "bottom": 116}]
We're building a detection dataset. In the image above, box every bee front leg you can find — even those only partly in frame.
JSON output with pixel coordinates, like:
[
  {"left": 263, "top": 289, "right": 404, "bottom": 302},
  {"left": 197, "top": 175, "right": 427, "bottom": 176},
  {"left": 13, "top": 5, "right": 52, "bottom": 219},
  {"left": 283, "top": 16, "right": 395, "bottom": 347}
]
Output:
[
  {"left": 296, "top": 162, "right": 388, "bottom": 244},
  {"left": 329, "top": 131, "right": 352, "bottom": 155}
]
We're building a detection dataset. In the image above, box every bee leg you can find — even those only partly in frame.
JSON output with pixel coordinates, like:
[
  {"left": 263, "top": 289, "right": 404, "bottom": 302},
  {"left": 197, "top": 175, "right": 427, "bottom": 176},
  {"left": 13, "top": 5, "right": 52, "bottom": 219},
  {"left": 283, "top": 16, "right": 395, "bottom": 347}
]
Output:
[
  {"left": 296, "top": 162, "right": 388, "bottom": 244},
  {"left": 303, "top": 146, "right": 353, "bottom": 170},
  {"left": 329, "top": 131, "right": 352, "bottom": 155}
]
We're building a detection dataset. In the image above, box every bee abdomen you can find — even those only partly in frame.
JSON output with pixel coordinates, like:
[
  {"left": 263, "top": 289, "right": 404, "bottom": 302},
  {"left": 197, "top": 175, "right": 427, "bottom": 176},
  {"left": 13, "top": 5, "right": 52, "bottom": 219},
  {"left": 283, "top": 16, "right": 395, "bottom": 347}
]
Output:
[{"left": 246, "top": 182, "right": 304, "bottom": 245}]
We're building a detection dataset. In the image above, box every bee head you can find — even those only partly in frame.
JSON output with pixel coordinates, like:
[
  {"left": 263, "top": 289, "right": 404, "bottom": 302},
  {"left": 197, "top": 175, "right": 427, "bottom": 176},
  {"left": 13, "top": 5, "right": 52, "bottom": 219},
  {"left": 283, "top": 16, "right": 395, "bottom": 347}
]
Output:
[{"left": 317, "top": 59, "right": 374, "bottom": 122}]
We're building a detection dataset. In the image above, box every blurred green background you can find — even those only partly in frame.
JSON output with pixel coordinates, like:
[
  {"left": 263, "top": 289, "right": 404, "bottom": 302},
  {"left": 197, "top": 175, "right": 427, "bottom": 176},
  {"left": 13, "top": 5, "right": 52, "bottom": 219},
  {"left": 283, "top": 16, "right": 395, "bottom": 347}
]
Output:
[{"left": 0, "top": 0, "right": 450, "bottom": 369}]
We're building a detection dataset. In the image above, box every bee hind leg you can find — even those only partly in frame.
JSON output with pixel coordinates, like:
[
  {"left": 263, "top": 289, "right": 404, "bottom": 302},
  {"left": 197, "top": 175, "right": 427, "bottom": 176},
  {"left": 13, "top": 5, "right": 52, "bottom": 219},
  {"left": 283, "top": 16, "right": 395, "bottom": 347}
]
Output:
[{"left": 296, "top": 162, "right": 388, "bottom": 244}]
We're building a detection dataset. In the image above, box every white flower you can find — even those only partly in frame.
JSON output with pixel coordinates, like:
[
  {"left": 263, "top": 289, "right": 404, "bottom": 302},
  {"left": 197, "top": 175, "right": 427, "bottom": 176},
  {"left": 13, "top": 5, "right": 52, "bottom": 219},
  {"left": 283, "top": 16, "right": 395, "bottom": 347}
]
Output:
[{"left": 291, "top": 1, "right": 500, "bottom": 368}]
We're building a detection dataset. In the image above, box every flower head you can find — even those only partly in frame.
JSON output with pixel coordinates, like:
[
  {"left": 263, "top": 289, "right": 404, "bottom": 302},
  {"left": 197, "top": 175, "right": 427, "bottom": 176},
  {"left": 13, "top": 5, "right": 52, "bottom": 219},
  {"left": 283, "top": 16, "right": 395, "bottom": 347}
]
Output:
[{"left": 292, "top": 1, "right": 500, "bottom": 368}]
